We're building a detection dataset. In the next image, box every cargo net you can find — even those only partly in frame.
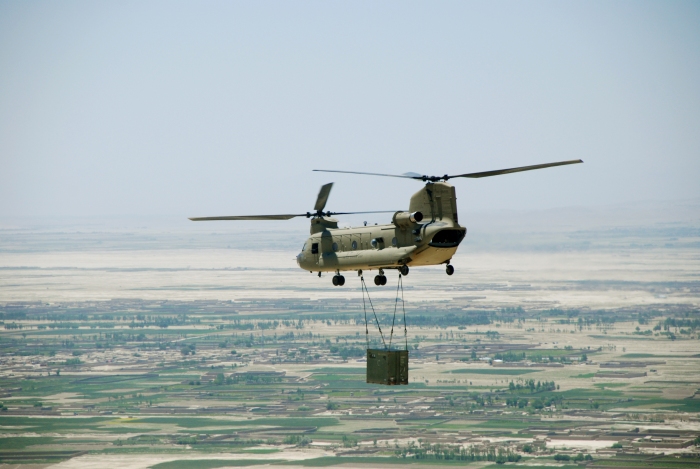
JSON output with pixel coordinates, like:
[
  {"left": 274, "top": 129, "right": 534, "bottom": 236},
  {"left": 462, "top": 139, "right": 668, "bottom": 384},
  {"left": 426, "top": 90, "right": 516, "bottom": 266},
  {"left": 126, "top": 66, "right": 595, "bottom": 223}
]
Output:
[{"left": 360, "top": 274, "right": 408, "bottom": 352}]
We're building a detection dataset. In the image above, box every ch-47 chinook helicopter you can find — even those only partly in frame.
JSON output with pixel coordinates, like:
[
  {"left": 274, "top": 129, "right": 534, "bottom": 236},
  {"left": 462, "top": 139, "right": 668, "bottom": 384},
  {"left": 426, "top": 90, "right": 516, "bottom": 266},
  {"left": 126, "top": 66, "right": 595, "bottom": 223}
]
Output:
[{"left": 190, "top": 159, "right": 582, "bottom": 287}]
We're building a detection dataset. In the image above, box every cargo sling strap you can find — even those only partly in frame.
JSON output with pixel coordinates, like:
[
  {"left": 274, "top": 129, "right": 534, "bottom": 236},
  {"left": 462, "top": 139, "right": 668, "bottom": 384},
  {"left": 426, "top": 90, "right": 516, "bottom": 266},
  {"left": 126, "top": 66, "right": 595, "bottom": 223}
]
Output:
[{"left": 360, "top": 275, "right": 408, "bottom": 352}]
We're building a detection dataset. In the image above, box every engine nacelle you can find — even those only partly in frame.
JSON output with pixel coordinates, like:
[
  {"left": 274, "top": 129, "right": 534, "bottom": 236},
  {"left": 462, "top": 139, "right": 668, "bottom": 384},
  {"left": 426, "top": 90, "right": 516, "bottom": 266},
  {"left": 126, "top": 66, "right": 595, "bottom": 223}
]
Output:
[{"left": 392, "top": 211, "right": 423, "bottom": 228}]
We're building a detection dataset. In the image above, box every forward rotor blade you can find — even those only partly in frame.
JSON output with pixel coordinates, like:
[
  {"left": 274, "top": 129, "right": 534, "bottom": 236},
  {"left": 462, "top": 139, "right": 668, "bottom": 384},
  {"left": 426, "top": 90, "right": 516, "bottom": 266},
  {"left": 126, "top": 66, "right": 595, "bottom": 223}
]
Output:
[
  {"left": 189, "top": 214, "right": 306, "bottom": 221},
  {"left": 449, "top": 159, "right": 583, "bottom": 179},
  {"left": 314, "top": 182, "right": 334, "bottom": 212},
  {"left": 313, "top": 169, "right": 421, "bottom": 179}
]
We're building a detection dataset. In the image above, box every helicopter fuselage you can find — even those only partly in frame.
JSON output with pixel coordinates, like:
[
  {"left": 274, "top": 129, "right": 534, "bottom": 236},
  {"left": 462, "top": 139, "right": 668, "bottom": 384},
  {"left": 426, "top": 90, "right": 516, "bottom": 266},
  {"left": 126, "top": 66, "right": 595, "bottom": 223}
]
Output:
[
  {"left": 296, "top": 181, "right": 466, "bottom": 274},
  {"left": 296, "top": 219, "right": 465, "bottom": 273}
]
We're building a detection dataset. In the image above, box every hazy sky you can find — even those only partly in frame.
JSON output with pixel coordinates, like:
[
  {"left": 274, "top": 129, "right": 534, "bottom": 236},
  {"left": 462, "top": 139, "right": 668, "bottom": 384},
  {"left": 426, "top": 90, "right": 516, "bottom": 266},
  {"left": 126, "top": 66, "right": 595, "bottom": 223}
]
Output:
[{"left": 1, "top": 1, "right": 699, "bottom": 219}]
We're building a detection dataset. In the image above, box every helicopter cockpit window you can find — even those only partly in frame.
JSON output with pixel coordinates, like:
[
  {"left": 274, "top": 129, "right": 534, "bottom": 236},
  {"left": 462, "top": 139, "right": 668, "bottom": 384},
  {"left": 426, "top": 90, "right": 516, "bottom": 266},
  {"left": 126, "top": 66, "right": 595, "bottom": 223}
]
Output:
[
  {"left": 332, "top": 242, "right": 339, "bottom": 252},
  {"left": 311, "top": 243, "right": 318, "bottom": 254},
  {"left": 302, "top": 243, "right": 306, "bottom": 251},
  {"left": 351, "top": 240, "right": 357, "bottom": 250}
]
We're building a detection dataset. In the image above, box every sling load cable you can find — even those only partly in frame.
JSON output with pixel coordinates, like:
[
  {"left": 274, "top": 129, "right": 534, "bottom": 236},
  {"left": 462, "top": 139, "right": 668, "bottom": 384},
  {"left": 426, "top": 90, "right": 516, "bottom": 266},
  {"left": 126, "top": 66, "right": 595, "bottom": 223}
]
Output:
[
  {"left": 388, "top": 274, "right": 407, "bottom": 350},
  {"left": 400, "top": 274, "right": 408, "bottom": 351},
  {"left": 360, "top": 276, "right": 387, "bottom": 349},
  {"left": 360, "top": 276, "right": 370, "bottom": 350},
  {"left": 361, "top": 274, "right": 408, "bottom": 352}
]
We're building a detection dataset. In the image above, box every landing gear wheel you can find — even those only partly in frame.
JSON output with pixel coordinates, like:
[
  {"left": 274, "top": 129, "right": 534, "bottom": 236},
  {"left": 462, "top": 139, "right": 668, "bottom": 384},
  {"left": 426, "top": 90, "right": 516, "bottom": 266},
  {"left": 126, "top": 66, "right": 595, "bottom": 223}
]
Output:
[
  {"left": 332, "top": 275, "right": 345, "bottom": 286},
  {"left": 373, "top": 275, "right": 387, "bottom": 286},
  {"left": 399, "top": 265, "right": 409, "bottom": 276},
  {"left": 446, "top": 264, "right": 454, "bottom": 276}
]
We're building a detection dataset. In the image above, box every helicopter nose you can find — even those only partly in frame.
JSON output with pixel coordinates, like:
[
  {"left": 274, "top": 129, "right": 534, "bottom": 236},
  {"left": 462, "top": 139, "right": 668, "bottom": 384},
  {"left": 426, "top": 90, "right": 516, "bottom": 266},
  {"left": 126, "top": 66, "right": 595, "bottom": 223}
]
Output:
[{"left": 296, "top": 253, "right": 301, "bottom": 266}]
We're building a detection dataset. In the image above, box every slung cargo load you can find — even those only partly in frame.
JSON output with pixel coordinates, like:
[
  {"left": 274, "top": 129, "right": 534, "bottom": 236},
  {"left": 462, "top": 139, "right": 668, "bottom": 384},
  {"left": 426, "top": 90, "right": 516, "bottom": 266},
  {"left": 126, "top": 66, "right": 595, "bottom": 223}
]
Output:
[{"left": 366, "top": 349, "right": 409, "bottom": 385}]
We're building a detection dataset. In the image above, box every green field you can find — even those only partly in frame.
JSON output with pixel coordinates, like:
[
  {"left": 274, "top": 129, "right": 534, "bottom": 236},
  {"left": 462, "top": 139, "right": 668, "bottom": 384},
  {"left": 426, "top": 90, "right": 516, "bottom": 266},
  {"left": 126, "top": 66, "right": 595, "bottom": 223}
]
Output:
[{"left": 450, "top": 368, "right": 542, "bottom": 375}]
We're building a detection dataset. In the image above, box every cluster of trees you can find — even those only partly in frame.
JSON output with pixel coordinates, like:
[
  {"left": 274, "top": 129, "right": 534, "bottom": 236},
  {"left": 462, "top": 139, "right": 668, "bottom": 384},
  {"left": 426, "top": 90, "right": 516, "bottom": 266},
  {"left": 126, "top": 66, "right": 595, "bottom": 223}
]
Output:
[
  {"left": 16, "top": 312, "right": 204, "bottom": 329},
  {"left": 661, "top": 317, "right": 699, "bottom": 330},
  {"left": 404, "top": 312, "right": 491, "bottom": 327},
  {"left": 555, "top": 453, "right": 593, "bottom": 461},
  {"left": 400, "top": 443, "right": 521, "bottom": 463},
  {"left": 3, "top": 323, "right": 25, "bottom": 330},
  {"left": 0, "top": 311, "right": 27, "bottom": 320},
  {"left": 505, "top": 397, "right": 530, "bottom": 408},
  {"left": 492, "top": 351, "right": 588, "bottom": 363},
  {"left": 494, "top": 351, "right": 526, "bottom": 362},
  {"left": 439, "top": 387, "right": 563, "bottom": 410},
  {"left": 125, "top": 314, "right": 200, "bottom": 328},
  {"left": 222, "top": 322, "right": 255, "bottom": 331},
  {"left": 224, "top": 331, "right": 319, "bottom": 349},
  {"left": 91, "top": 332, "right": 148, "bottom": 343},
  {"left": 174, "top": 436, "right": 197, "bottom": 445},
  {"left": 274, "top": 331, "right": 316, "bottom": 342},
  {"left": 180, "top": 344, "right": 196, "bottom": 356},
  {"left": 235, "top": 374, "right": 281, "bottom": 384},
  {"left": 113, "top": 435, "right": 162, "bottom": 446},
  {"left": 212, "top": 372, "right": 282, "bottom": 385},
  {"left": 505, "top": 395, "right": 561, "bottom": 410},
  {"left": 509, "top": 380, "right": 557, "bottom": 393},
  {"left": 329, "top": 345, "right": 364, "bottom": 359},
  {"left": 283, "top": 434, "right": 311, "bottom": 446},
  {"left": 355, "top": 310, "right": 494, "bottom": 329}
]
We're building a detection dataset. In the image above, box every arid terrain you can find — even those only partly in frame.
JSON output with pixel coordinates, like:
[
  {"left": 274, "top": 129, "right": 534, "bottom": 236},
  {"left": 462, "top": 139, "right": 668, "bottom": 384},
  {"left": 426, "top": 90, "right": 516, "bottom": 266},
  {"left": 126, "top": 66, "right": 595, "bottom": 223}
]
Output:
[{"left": 1, "top": 204, "right": 699, "bottom": 468}]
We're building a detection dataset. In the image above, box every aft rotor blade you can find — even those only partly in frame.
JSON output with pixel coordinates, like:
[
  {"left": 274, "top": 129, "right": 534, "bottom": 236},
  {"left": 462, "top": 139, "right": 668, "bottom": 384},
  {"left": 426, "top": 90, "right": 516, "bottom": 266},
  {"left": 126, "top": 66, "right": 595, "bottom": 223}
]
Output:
[
  {"left": 449, "top": 159, "right": 583, "bottom": 179},
  {"left": 329, "top": 210, "right": 398, "bottom": 216},
  {"left": 189, "top": 214, "right": 306, "bottom": 221},
  {"left": 313, "top": 169, "right": 421, "bottom": 179},
  {"left": 314, "top": 182, "right": 334, "bottom": 212}
]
